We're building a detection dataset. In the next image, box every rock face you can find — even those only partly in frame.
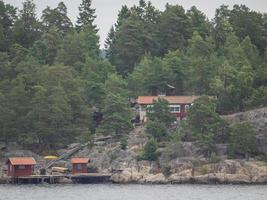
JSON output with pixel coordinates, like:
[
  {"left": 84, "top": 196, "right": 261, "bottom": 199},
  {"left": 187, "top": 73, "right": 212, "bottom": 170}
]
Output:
[
  {"left": 63, "top": 112, "right": 267, "bottom": 184},
  {"left": 224, "top": 107, "right": 267, "bottom": 155},
  {"left": 110, "top": 159, "right": 267, "bottom": 184}
]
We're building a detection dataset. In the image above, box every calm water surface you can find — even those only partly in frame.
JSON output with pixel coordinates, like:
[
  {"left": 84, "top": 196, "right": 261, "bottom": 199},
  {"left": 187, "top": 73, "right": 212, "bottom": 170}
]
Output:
[{"left": 0, "top": 184, "right": 266, "bottom": 200}]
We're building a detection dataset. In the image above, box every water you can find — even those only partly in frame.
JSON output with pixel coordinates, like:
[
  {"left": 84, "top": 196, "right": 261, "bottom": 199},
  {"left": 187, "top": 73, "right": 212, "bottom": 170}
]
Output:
[{"left": 0, "top": 184, "right": 266, "bottom": 200}]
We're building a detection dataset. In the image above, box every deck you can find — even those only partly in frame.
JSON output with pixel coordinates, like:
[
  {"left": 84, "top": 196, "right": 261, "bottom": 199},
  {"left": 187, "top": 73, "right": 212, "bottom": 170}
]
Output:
[{"left": 7, "top": 173, "right": 112, "bottom": 184}]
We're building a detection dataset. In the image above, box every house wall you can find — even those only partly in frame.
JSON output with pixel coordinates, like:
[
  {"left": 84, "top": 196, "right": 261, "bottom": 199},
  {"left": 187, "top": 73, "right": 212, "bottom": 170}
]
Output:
[
  {"left": 72, "top": 163, "right": 88, "bottom": 174},
  {"left": 7, "top": 162, "right": 33, "bottom": 177},
  {"left": 7, "top": 163, "right": 14, "bottom": 177},
  {"left": 139, "top": 105, "right": 147, "bottom": 122},
  {"left": 138, "top": 103, "right": 192, "bottom": 121}
]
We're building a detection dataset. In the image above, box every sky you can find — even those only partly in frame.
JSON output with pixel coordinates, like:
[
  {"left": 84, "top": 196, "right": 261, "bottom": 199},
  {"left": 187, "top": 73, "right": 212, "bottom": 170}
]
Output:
[{"left": 4, "top": 0, "right": 267, "bottom": 47}]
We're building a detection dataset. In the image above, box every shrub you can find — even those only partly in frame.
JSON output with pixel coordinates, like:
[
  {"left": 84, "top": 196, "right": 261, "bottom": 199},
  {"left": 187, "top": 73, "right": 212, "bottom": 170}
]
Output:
[
  {"left": 120, "top": 137, "right": 128, "bottom": 150},
  {"left": 185, "top": 96, "right": 229, "bottom": 157},
  {"left": 228, "top": 122, "right": 257, "bottom": 158},
  {"left": 209, "top": 152, "right": 221, "bottom": 163},
  {"left": 162, "top": 165, "right": 171, "bottom": 177},
  {"left": 145, "top": 120, "right": 169, "bottom": 142},
  {"left": 138, "top": 139, "right": 159, "bottom": 161}
]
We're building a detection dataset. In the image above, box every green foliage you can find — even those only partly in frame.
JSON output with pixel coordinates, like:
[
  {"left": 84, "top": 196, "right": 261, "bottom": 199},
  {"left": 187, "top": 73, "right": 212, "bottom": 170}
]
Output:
[
  {"left": 138, "top": 139, "right": 159, "bottom": 161},
  {"left": 0, "top": 1, "right": 17, "bottom": 51},
  {"left": 76, "top": 0, "right": 97, "bottom": 31},
  {"left": 1, "top": 0, "right": 267, "bottom": 154},
  {"left": 209, "top": 152, "right": 221, "bottom": 163},
  {"left": 98, "top": 74, "right": 133, "bottom": 136},
  {"left": 57, "top": 27, "right": 99, "bottom": 66},
  {"left": 185, "top": 96, "right": 229, "bottom": 156},
  {"left": 246, "top": 86, "right": 267, "bottom": 108},
  {"left": 145, "top": 120, "right": 168, "bottom": 142},
  {"left": 30, "top": 28, "right": 61, "bottom": 65},
  {"left": 228, "top": 122, "right": 257, "bottom": 158},
  {"left": 147, "top": 98, "right": 175, "bottom": 126},
  {"left": 41, "top": 2, "right": 73, "bottom": 35},
  {"left": 120, "top": 136, "right": 128, "bottom": 150},
  {"left": 157, "top": 4, "right": 192, "bottom": 55},
  {"left": 13, "top": 0, "right": 41, "bottom": 48}
]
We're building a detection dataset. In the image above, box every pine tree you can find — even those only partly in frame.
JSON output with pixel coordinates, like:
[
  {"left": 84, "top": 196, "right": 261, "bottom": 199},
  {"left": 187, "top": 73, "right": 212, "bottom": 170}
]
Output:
[
  {"left": 41, "top": 2, "right": 73, "bottom": 35},
  {"left": 13, "top": 0, "right": 40, "bottom": 48},
  {"left": 76, "top": 0, "right": 97, "bottom": 31}
]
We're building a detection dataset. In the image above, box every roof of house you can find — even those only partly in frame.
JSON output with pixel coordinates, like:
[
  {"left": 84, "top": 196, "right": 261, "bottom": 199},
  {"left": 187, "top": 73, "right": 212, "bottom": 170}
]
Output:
[
  {"left": 71, "top": 158, "right": 90, "bottom": 164},
  {"left": 7, "top": 157, "right": 36, "bottom": 165},
  {"left": 137, "top": 96, "right": 200, "bottom": 105}
]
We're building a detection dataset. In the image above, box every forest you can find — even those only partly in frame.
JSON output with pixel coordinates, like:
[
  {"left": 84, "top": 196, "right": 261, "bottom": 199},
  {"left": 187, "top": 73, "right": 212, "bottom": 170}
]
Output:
[{"left": 0, "top": 0, "right": 266, "bottom": 154}]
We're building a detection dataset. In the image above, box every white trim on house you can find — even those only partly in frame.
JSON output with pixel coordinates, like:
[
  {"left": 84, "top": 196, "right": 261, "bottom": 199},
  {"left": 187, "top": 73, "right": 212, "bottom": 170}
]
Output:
[{"left": 169, "top": 105, "right": 180, "bottom": 113}]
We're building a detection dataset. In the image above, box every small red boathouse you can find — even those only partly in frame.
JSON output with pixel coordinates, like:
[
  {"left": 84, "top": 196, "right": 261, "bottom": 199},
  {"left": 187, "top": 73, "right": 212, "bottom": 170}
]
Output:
[
  {"left": 71, "top": 158, "right": 89, "bottom": 174},
  {"left": 6, "top": 157, "right": 36, "bottom": 177}
]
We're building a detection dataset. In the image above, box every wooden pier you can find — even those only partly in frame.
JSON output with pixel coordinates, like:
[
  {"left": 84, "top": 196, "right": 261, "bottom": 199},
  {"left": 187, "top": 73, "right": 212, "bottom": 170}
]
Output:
[
  {"left": 6, "top": 173, "right": 112, "bottom": 184},
  {"left": 8, "top": 175, "right": 66, "bottom": 184}
]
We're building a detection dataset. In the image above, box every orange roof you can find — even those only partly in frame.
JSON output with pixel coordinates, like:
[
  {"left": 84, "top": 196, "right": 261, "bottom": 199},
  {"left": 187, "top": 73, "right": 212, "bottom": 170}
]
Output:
[
  {"left": 137, "top": 96, "right": 200, "bottom": 105},
  {"left": 7, "top": 157, "right": 36, "bottom": 165},
  {"left": 71, "top": 158, "right": 89, "bottom": 164}
]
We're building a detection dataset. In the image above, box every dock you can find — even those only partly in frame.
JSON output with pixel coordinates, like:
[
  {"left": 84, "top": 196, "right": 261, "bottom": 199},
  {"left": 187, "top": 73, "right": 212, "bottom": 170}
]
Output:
[
  {"left": 6, "top": 173, "right": 112, "bottom": 184},
  {"left": 8, "top": 175, "right": 66, "bottom": 184}
]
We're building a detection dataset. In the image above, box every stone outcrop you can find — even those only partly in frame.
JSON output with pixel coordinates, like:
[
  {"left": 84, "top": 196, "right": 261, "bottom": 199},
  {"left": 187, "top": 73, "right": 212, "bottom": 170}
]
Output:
[
  {"left": 110, "top": 159, "right": 267, "bottom": 184},
  {"left": 223, "top": 107, "right": 267, "bottom": 155}
]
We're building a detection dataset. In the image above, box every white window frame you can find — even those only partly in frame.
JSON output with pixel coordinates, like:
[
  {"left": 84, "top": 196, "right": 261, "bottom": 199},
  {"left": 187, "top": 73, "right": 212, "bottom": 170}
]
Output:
[
  {"left": 146, "top": 105, "right": 154, "bottom": 113},
  {"left": 169, "top": 105, "right": 180, "bottom": 113}
]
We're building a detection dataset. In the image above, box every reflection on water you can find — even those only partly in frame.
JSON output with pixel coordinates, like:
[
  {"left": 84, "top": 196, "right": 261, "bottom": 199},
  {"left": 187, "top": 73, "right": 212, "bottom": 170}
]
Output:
[{"left": 0, "top": 184, "right": 267, "bottom": 200}]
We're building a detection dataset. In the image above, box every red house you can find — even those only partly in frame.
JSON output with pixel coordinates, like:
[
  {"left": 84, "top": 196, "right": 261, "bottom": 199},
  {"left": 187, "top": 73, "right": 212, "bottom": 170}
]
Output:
[
  {"left": 71, "top": 158, "right": 89, "bottom": 174},
  {"left": 6, "top": 157, "right": 36, "bottom": 177},
  {"left": 137, "top": 96, "right": 200, "bottom": 121}
]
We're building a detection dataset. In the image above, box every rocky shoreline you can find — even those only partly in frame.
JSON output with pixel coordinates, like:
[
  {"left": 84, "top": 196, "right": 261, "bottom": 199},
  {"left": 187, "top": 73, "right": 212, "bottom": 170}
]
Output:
[
  {"left": 1, "top": 107, "right": 266, "bottom": 185},
  {"left": 109, "top": 159, "right": 267, "bottom": 184}
]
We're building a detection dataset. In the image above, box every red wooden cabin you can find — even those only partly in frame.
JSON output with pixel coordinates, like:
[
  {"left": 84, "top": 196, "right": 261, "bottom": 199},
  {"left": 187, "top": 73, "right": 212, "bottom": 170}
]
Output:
[
  {"left": 137, "top": 96, "right": 200, "bottom": 121},
  {"left": 71, "top": 158, "right": 89, "bottom": 174},
  {"left": 6, "top": 157, "right": 36, "bottom": 177}
]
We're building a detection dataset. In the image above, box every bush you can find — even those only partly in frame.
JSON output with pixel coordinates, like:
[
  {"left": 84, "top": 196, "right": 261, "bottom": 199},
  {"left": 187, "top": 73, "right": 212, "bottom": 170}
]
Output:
[
  {"left": 145, "top": 120, "right": 169, "bottom": 142},
  {"left": 209, "top": 152, "right": 221, "bottom": 163},
  {"left": 228, "top": 122, "right": 257, "bottom": 158},
  {"left": 138, "top": 139, "right": 159, "bottom": 161},
  {"left": 162, "top": 165, "right": 171, "bottom": 177},
  {"left": 120, "top": 137, "right": 128, "bottom": 150},
  {"left": 185, "top": 96, "right": 229, "bottom": 157}
]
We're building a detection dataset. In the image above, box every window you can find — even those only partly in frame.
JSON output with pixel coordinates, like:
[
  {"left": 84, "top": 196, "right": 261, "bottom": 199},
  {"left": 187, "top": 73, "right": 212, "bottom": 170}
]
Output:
[
  {"left": 18, "top": 165, "right": 25, "bottom": 169},
  {"left": 169, "top": 105, "right": 180, "bottom": 113},
  {"left": 146, "top": 105, "right": 154, "bottom": 113},
  {"left": 185, "top": 105, "right": 190, "bottom": 112},
  {"left": 77, "top": 164, "right": 82, "bottom": 170}
]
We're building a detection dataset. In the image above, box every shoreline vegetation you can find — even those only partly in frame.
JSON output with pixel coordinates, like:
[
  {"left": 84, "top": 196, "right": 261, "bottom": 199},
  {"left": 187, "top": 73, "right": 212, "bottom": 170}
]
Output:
[{"left": 0, "top": 0, "right": 267, "bottom": 185}]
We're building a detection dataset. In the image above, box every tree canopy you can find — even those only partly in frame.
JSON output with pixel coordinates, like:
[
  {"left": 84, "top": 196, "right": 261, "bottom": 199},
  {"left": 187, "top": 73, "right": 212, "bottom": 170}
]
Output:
[{"left": 0, "top": 0, "right": 266, "bottom": 154}]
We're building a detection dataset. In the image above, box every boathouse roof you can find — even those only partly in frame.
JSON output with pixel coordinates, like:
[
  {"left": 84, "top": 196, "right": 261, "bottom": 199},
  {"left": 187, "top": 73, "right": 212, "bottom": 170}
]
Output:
[
  {"left": 71, "top": 158, "right": 89, "bottom": 164},
  {"left": 7, "top": 157, "right": 36, "bottom": 165}
]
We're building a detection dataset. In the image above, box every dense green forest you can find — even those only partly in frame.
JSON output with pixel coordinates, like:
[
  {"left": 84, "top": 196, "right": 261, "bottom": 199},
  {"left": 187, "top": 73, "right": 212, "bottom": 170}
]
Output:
[{"left": 0, "top": 0, "right": 266, "bottom": 153}]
